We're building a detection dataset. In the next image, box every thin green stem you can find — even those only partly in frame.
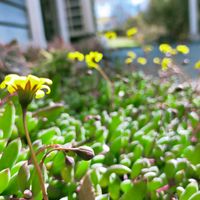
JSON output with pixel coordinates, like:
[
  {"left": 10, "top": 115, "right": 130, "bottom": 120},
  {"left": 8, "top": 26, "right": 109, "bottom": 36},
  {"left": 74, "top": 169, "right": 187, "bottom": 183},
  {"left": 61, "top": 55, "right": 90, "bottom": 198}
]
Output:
[
  {"left": 22, "top": 108, "right": 48, "bottom": 200},
  {"left": 97, "top": 67, "right": 115, "bottom": 109},
  {"left": 97, "top": 67, "right": 112, "bottom": 85}
]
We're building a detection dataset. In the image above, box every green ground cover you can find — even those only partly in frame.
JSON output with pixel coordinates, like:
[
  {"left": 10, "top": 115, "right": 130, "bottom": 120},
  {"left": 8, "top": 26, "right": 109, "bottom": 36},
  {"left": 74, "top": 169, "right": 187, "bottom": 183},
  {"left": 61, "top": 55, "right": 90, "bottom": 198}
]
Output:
[{"left": 0, "top": 67, "right": 200, "bottom": 199}]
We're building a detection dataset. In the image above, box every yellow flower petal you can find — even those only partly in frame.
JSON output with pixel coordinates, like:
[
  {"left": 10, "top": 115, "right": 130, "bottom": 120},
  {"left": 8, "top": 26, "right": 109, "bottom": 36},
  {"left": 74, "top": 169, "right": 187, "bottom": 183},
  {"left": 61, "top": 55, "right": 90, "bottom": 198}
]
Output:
[
  {"left": 4, "top": 74, "right": 19, "bottom": 81},
  {"left": 85, "top": 51, "right": 103, "bottom": 69},
  {"left": 40, "top": 78, "right": 52, "bottom": 85},
  {"left": 41, "top": 85, "right": 51, "bottom": 94},
  {"left": 159, "top": 43, "right": 172, "bottom": 54},
  {"left": 104, "top": 31, "right": 117, "bottom": 40},
  {"left": 137, "top": 57, "right": 147, "bottom": 65},
  {"left": 153, "top": 57, "right": 161, "bottom": 65},
  {"left": 7, "top": 85, "right": 17, "bottom": 94},
  {"left": 35, "top": 90, "right": 45, "bottom": 99},
  {"left": 176, "top": 45, "right": 190, "bottom": 54},
  {"left": 126, "top": 27, "right": 138, "bottom": 37},
  {"left": 0, "top": 81, "right": 6, "bottom": 89},
  {"left": 0, "top": 74, "right": 53, "bottom": 106},
  {"left": 194, "top": 60, "right": 200, "bottom": 69},
  {"left": 14, "top": 76, "right": 27, "bottom": 90},
  {"left": 161, "top": 58, "right": 172, "bottom": 71},
  {"left": 125, "top": 58, "right": 133, "bottom": 64},
  {"left": 127, "top": 51, "right": 136, "bottom": 59},
  {"left": 27, "top": 75, "right": 40, "bottom": 88},
  {"left": 68, "top": 51, "right": 84, "bottom": 61}
]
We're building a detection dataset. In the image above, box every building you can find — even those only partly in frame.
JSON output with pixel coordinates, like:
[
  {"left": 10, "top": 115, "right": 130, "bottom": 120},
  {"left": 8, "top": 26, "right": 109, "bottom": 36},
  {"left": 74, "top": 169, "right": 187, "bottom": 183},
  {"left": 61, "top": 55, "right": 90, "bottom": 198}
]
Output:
[
  {"left": 0, "top": 0, "right": 96, "bottom": 48},
  {"left": 95, "top": 0, "right": 200, "bottom": 39},
  {"left": 189, "top": 0, "right": 199, "bottom": 40},
  {"left": 0, "top": 0, "right": 199, "bottom": 47}
]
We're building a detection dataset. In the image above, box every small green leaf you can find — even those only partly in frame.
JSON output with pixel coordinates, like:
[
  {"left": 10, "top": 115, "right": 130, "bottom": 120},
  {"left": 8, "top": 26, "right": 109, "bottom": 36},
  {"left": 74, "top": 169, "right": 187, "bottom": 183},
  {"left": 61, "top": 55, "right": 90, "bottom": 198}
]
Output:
[
  {"left": 0, "top": 102, "right": 15, "bottom": 139},
  {"left": 180, "top": 180, "right": 199, "bottom": 200},
  {"left": 120, "top": 181, "right": 146, "bottom": 200},
  {"left": 120, "top": 179, "right": 132, "bottom": 193},
  {"left": 0, "top": 138, "right": 21, "bottom": 171},
  {"left": 75, "top": 161, "right": 90, "bottom": 180},
  {"left": 108, "top": 173, "right": 121, "bottom": 199},
  {"left": 17, "top": 163, "right": 30, "bottom": 192},
  {"left": 0, "top": 168, "right": 11, "bottom": 194},
  {"left": 38, "top": 127, "right": 61, "bottom": 144},
  {"left": 32, "top": 169, "right": 42, "bottom": 198},
  {"left": 106, "top": 164, "right": 131, "bottom": 175},
  {"left": 188, "top": 191, "right": 200, "bottom": 200},
  {"left": 2, "top": 173, "right": 18, "bottom": 195}
]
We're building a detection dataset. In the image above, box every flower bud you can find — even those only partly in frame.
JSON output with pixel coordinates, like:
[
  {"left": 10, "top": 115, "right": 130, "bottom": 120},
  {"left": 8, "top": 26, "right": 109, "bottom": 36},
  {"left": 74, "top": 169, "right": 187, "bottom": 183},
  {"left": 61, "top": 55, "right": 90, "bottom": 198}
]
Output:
[
  {"left": 74, "top": 146, "right": 95, "bottom": 160},
  {"left": 23, "top": 189, "right": 32, "bottom": 199}
]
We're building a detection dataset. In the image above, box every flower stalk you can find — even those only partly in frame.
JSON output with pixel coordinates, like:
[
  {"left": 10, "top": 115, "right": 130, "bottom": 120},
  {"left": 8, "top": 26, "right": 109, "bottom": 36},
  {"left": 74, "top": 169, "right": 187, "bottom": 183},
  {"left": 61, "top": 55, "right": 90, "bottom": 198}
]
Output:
[{"left": 22, "top": 107, "right": 48, "bottom": 200}]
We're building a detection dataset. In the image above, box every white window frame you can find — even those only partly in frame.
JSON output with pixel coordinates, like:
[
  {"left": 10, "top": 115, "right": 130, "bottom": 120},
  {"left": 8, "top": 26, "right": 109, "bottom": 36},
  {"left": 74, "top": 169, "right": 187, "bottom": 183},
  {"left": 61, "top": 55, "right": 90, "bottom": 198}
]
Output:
[{"left": 26, "top": 0, "right": 47, "bottom": 48}]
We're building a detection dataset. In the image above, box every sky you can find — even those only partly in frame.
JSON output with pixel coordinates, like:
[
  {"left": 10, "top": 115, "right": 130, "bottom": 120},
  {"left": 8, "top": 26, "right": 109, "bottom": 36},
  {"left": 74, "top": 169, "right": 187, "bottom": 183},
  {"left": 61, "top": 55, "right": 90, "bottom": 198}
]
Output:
[{"left": 95, "top": 0, "right": 149, "bottom": 19}]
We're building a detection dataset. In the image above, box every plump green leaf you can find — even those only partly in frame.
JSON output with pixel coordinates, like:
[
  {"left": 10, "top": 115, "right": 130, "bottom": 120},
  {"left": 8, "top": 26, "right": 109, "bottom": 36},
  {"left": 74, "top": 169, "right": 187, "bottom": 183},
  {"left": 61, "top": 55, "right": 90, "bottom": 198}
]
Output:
[
  {"left": 17, "top": 162, "right": 30, "bottom": 192},
  {"left": 0, "top": 168, "right": 10, "bottom": 194},
  {"left": 120, "top": 181, "right": 146, "bottom": 200},
  {"left": 38, "top": 127, "right": 61, "bottom": 144},
  {"left": 180, "top": 180, "right": 199, "bottom": 200},
  {"left": 108, "top": 173, "right": 121, "bottom": 199},
  {"left": 0, "top": 138, "right": 21, "bottom": 170},
  {"left": 0, "top": 102, "right": 15, "bottom": 139},
  {"left": 120, "top": 179, "right": 132, "bottom": 193},
  {"left": 75, "top": 161, "right": 90, "bottom": 180},
  {"left": 188, "top": 191, "right": 200, "bottom": 200},
  {"left": 106, "top": 164, "right": 131, "bottom": 175}
]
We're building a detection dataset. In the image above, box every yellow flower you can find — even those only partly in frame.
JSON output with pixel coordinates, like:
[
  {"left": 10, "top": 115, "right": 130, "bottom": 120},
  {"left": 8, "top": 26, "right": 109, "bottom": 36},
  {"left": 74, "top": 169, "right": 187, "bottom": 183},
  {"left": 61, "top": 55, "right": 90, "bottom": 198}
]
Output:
[
  {"left": 170, "top": 49, "right": 177, "bottom": 55},
  {"left": 0, "top": 74, "right": 52, "bottom": 107},
  {"left": 159, "top": 43, "right": 173, "bottom": 54},
  {"left": 137, "top": 57, "right": 147, "bottom": 65},
  {"left": 143, "top": 45, "right": 153, "bottom": 53},
  {"left": 125, "top": 58, "right": 134, "bottom": 65},
  {"left": 161, "top": 58, "right": 172, "bottom": 71},
  {"left": 104, "top": 31, "right": 117, "bottom": 40},
  {"left": 153, "top": 57, "right": 161, "bottom": 65},
  {"left": 126, "top": 27, "right": 138, "bottom": 37},
  {"left": 85, "top": 51, "right": 103, "bottom": 69},
  {"left": 127, "top": 51, "right": 136, "bottom": 59},
  {"left": 125, "top": 51, "right": 136, "bottom": 64},
  {"left": 194, "top": 60, "right": 200, "bottom": 69},
  {"left": 67, "top": 51, "right": 84, "bottom": 61},
  {"left": 176, "top": 45, "right": 190, "bottom": 54}
]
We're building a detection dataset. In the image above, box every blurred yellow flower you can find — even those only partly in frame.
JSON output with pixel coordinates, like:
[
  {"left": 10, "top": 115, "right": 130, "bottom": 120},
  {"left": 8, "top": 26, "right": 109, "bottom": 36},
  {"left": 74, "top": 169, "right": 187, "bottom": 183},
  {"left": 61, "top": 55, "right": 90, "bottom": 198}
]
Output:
[
  {"left": 127, "top": 51, "right": 136, "bottom": 59},
  {"left": 125, "top": 58, "right": 134, "bottom": 65},
  {"left": 126, "top": 27, "right": 138, "bottom": 37},
  {"left": 125, "top": 51, "right": 136, "bottom": 64},
  {"left": 194, "top": 60, "right": 200, "bottom": 69},
  {"left": 137, "top": 57, "right": 147, "bottom": 65},
  {"left": 0, "top": 74, "right": 52, "bottom": 107},
  {"left": 176, "top": 45, "right": 190, "bottom": 54},
  {"left": 85, "top": 51, "right": 103, "bottom": 69},
  {"left": 104, "top": 31, "right": 117, "bottom": 40},
  {"left": 170, "top": 49, "right": 177, "bottom": 55},
  {"left": 143, "top": 45, "right": 153, "bottom": 53},
  {"left": 153, "top": 57, "right": 161, "bottom": 65},
  {"left": 159, "top": 43, "right": 173, "bottom": 54},
  {"left": 161, "top": 58, "right": 172, "bottom": 71},
  {"left": 67, "top": 51, "right": 84, "bottom": 61}
]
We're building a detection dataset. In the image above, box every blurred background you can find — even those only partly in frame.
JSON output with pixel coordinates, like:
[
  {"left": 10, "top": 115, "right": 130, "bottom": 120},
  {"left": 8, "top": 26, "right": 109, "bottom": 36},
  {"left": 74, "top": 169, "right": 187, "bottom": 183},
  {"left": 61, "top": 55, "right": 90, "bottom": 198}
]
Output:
[
  {"left": 0, "top": 0, "right": 199, "bottom": 77},
  {"left": 0, "top": 0, "right": 198, "bottom": 46}
]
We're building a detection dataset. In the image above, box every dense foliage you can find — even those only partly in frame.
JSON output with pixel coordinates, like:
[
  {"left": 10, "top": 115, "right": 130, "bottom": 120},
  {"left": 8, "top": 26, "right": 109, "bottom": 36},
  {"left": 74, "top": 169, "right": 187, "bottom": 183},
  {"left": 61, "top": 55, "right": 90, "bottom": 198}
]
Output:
[
  {"left": 143, "top": 0, "right": 189, "bottom": 41},
  {"left": 0, "top": 65, "right": 200, "bottom": 199}
]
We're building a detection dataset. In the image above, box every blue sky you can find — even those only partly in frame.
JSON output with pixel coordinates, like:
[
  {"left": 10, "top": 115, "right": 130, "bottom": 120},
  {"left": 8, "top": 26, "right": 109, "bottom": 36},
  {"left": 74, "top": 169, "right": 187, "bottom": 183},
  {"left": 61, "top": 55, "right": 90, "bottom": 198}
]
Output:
[{"left": 95, "top": 0, "right": 149, "bottom": 18}]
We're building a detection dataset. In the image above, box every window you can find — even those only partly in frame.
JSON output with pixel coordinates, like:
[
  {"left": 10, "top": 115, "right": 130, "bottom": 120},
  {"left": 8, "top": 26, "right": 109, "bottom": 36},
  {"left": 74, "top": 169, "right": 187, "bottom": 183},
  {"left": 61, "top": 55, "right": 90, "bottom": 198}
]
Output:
[{"left": 0, "top": 0, "right": 30, "bottom": 44}]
